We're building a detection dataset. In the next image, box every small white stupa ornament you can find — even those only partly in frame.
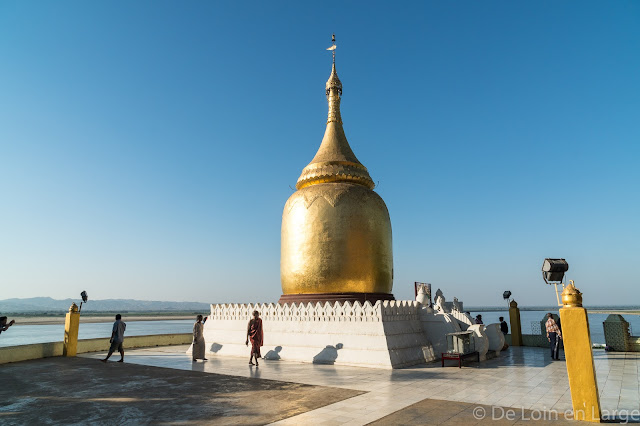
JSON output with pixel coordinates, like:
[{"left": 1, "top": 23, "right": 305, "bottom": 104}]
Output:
[{"left": 416, "top": 286, "right": 429, "bottom": 305}]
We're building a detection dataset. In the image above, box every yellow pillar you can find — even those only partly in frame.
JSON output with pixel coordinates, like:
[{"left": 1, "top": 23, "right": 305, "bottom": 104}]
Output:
[
  {"left": 559, "top": 283, "right": 601, "bottom": 423},
  {"left": 63, "top": 303, "right": 80, "bottom": 357},
  {"left": 509, "top": 300, "right": 523, "bottom": 346}
]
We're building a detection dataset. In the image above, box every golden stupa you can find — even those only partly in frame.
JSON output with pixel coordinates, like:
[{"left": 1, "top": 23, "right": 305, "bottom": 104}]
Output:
[{"left": 279, "top": 36, "right": 394, "bottom": 304}]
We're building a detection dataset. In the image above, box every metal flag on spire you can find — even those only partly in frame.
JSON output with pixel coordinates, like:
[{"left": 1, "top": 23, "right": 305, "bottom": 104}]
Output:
[{"left": 326, "top": 34, "right": 336, "bottom": 63}]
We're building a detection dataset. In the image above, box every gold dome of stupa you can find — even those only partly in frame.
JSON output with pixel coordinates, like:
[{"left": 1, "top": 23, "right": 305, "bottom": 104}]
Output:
[{"left": 279, "top": 36, "right": 394, "bottom": 305}]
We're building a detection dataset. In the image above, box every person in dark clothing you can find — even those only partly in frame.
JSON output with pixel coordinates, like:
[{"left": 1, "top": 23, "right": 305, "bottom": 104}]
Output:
[
  {"left": 101, "top": 314, "right": 126, "bottom": 363},
  {"left": 499, "top": 317, "right": 509, "bottom": 335},
  {"left": 0, "top": 316, "right": 15, "bottom": 335}
]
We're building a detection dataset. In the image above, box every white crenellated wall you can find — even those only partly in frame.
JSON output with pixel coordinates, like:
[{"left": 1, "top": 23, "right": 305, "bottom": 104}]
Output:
[{"left": 202, "top": 300, "right": 437, "bottom": 369}]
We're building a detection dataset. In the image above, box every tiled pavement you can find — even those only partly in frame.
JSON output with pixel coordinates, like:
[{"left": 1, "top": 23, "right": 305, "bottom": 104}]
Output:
[
  {"left": 0, "top": 357, "right": 362, "bottom": 425},
  {"left": 82, "top": 346, "right": 640, "bottom": 425},
  {"left": 369, "top": 399, "right": 581, "bottom": 425}
]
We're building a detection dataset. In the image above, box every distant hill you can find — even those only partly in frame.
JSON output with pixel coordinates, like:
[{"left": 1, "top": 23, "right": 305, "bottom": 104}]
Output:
[{"left": 0, "top": 297, "right": 210, "bottom": 313}]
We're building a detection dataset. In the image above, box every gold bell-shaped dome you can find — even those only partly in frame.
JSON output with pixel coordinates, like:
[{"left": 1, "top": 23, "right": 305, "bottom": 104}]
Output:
[{"left": 279, "top": 36, "right": 394, "bottom": 304}]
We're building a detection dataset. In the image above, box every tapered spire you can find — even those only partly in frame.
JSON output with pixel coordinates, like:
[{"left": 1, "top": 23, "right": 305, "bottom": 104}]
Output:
[
  {"left": 325, "top": 34, "right": 342, "bottom": 124},
  {"left": 296, "top": 35, "right": 375, "bottom": 190}
]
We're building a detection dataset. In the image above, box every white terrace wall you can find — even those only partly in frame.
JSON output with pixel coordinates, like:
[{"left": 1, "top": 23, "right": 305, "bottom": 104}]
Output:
[
  {"left": 202, "top": 300, "right": 437, "bottom": 369},
  {"left": 0, "top": 333, "right": 192, "bottom": 365}
]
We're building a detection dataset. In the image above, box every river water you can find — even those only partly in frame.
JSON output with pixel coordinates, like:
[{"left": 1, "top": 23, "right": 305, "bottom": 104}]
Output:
[
  {"left": 0, "top": 320, "right": 194, "bottom": 348},
  {"left": 1, "top": 311, "right": 638, "bottom": 347}
]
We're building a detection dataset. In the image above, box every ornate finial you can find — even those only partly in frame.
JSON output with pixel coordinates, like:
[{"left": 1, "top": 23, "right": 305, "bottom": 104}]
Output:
[
  {"left": 325, "top": 34, "right": 342, "bottom": 123},
  {"left": 561, "top": 280, "right": 583, "bottom": 307},
  {"left": 69, "top": 302, "right": 79, "bottom": 313},
  {"left": 327, "top": 34, "right": 336, "bottom": 64},
  {"left": 331, "top": 33, "right": 336, "bottom": 64}
]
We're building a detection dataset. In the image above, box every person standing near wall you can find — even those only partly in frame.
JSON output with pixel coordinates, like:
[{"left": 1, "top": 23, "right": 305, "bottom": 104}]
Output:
[
  {"left": 499, "top": 317, "right": 509, "bottom": 335},
  {"left": 545, "top": 313, "right": 562, "bottom": 360},
  {"left": 499, "top": 316, "right": 510, "bottom": 350},
  {"left": 192, "top": 314, "right": 207, "bottom": 362},
  {"left": 246, "top": 311, "right": 263, "bottom": 366},
  {"left": 0, "top": 316, "right": 15, "bottom": 335},
  {"left": 102, "top": 314, "right": 126, "bottom": 363}
]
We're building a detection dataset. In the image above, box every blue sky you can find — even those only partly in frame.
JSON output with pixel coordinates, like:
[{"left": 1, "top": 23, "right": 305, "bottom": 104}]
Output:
[{"left": 1, "top": 1, "right": 638, "bottom": 306}]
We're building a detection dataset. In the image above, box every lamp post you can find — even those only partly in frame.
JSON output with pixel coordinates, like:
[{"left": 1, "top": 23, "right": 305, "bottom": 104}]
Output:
[
  {"left": 63, "top": 291, "right": 88, "bottom": 357},
  {"left": 542, "top": 259, "right": 601, "bottom": 422},
  {"left": 79, "top": 291, "right": 88, "bottom": 312}
]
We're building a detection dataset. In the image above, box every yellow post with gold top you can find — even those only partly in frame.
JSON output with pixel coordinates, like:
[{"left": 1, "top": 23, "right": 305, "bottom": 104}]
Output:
[
  {"left": 508, "top": 300, "right": 523, "bottom": 346},
  {"left": 559, "top": 282, "right": 601, "bottom": 422},
  {"left": 63, "top": 303, "right": 80, "bottom": 357}
]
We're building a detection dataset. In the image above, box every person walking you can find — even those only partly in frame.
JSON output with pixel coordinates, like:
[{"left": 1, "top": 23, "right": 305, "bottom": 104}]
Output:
[
  {"left": 545, "top": 313, "right": 562, "bottom": 360},
  {"left": 0, "top": 316, "right": 15, "bottom": 335},
  {"left": 246, "top": 310, "right": 263, "bottom": 366},
  {"left": 192, "top": 314, "right": 207, "bottom": 362},
  {"left": 102, "top": 314, "right": 126, "bottom": 363},
  {"left": 499, "top": 317, "right": 509, "bottom": 335}
]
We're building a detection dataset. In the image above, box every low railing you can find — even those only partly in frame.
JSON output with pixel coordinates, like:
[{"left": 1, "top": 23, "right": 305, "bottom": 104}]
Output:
[
  {"left": 449, "top": 309, "right": 473, "bottom": 329},
  {"left": 0, "top": 333, "right": 191, "bottom": 364}
]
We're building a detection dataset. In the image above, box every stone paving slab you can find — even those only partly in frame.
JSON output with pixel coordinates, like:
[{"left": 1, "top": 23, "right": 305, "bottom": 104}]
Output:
[
  {"left": 368, "top": 398, "right": 586, "bottom": 425},
  {"left": 0, "top": 357, "right": 363, "bottom": 425}
]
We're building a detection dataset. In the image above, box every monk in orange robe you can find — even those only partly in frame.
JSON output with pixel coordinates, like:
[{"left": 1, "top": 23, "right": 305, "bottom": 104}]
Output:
[{"left": 246, "top": 310, "right": 263, "bottom": 366}]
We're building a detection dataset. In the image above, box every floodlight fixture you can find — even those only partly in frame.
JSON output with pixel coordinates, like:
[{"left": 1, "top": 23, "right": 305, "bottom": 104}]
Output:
[
  {"left": 542, "top": 258, "right": 569, "bottom": 284},
  {"left": 503, "top": 290, "right": 512, "bottom": 307},
  {"left": 542, "top": 258, "right": 569, "bottom": 306},
  {"left": 79, "top": 290, "right": 88, "bottom": 312}
]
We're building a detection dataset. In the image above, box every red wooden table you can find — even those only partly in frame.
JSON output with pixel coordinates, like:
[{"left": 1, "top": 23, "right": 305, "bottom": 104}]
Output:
[{"left": 441, "top": 351, "right": 480, "bottom": 368}]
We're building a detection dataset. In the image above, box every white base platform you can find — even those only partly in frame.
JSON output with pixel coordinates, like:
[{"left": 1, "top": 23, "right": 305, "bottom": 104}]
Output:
[{"left": 201, "top": 300, "right": 438, "bottom": 369}]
